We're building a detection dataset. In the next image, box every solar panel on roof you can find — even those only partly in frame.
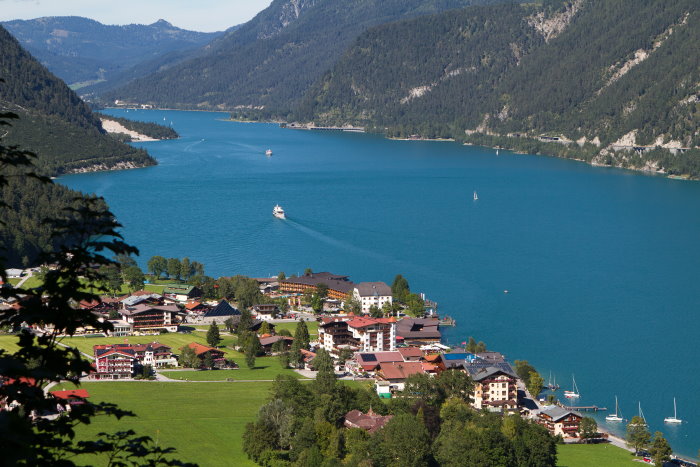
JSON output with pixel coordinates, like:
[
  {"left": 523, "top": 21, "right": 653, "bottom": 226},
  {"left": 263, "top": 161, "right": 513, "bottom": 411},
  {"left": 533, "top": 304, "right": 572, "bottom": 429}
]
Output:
[{"left": 360, "top": 353, "right": 377, "bottom": 362}]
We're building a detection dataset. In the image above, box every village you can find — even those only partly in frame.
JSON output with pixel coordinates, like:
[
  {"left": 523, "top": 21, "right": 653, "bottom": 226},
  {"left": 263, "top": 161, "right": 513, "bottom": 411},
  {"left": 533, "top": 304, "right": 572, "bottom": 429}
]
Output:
[{"left": 0, "top": 268, "right": 598, "bottom": 447}]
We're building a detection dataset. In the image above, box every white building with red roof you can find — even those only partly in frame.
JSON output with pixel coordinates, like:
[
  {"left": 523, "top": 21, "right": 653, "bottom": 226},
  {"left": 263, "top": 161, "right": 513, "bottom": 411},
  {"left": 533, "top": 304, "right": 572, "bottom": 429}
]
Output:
[{"left": 318, "top": 315, "right": 397, "bottom": 353}]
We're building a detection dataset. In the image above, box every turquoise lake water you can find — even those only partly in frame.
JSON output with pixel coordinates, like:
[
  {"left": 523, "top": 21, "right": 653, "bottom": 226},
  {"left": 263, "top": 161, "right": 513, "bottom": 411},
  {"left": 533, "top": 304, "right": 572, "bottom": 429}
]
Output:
[{"left": 61, "top": 109, "right": 700, "bottom": 458}]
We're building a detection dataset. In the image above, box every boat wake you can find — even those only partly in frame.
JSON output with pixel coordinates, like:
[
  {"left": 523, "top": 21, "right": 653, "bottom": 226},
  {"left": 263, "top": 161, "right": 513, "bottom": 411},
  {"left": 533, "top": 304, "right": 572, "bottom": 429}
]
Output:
[{"left": 284, "top": 218, "right": 397, "bottom": 265}]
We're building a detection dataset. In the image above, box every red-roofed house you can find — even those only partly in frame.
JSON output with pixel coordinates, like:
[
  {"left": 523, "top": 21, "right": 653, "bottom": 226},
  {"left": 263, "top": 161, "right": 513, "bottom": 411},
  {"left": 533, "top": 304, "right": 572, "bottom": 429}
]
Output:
[
  {"left": 318, "top": 316, "right": 396, "bottom": 353},
  {"left": 344, "top": 409, "right": 393, "bottom": 433},
  {"left": 93, "top": 347, "right": 137, "bottom": 379},
  {"left": 376, "top": 361, "right": 425, "bottom": 391},
  {"left": 183, "top": 342, "right": 225, "bottom": 367}
]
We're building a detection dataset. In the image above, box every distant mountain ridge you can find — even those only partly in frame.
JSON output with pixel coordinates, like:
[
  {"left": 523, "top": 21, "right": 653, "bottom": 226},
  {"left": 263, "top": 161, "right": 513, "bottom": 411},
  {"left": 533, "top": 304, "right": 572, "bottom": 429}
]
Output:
[
  {"left": 1, "top": 16, "right": 223, "bottom": 92},
  {"left": 297, "top": 0, "right": 700, "bottom": 178},
  {"left": 105, "top": 0, "right": 507, "bottom": 111}
]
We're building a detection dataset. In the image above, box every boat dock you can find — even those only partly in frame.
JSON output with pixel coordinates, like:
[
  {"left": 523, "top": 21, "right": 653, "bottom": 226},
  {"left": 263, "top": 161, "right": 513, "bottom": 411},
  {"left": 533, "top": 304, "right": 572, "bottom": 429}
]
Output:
[{"left": 563, "top": 405, "right": 607, "bottom": 412}]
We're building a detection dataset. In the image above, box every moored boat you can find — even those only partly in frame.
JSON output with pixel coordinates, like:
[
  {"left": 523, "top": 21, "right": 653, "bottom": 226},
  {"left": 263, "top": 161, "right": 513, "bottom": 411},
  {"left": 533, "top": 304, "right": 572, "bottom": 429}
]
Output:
[
  {"left": 564, "top": 375, "right": 580, "bottom": 398},
  {"left": 664, "top": 398, "right": 682, "bottom": 424},
  {"left": 606, "top": 396, "right": 623, "bottom": 422}
]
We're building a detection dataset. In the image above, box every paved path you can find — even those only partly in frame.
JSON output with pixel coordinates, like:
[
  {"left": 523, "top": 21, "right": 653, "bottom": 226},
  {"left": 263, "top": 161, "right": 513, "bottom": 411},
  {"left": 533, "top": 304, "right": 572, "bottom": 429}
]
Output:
[{"left": 14, "top": 270, "right": 32, "bottom": 289}]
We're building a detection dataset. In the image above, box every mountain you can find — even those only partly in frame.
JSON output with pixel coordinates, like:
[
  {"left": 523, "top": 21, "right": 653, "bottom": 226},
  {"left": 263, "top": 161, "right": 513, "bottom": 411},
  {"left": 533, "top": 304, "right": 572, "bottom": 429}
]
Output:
[
  {"left": 298, "top": 0, "right": 700, "bottom": 178},
  {"left": 105, "top": 0, "right": 507, "bottom": 112},
  {"left": 1, "top": 16, "right": 223, "bottom": 91},
  {"left": 0, "top": 25, "right": 155, "bottom": 175}
]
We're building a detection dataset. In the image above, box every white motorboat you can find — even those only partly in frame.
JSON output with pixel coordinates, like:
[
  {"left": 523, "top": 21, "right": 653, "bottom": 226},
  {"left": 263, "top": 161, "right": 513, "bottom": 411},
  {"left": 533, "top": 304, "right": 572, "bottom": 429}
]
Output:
[
  {"left": 664, "top": 398, "right": 682, "bottom": 424},
  {"left": 273, "top": 204, "right": 285, "bottom": 219},
  {"left": 473, "top": 190, "right": 478, "bottom": 201},
  {"left": 606, "top": 396, "right": 623, "bottom": 422},
  {"left": 265, "top": 149, "right": 273, "bottom": 156}
]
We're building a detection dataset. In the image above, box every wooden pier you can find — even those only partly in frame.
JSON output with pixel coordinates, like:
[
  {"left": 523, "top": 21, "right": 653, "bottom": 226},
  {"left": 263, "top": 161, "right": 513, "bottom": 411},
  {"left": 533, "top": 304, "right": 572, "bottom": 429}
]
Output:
[{"left": 563, "top": 405, "right": 607, "bottom": 412}]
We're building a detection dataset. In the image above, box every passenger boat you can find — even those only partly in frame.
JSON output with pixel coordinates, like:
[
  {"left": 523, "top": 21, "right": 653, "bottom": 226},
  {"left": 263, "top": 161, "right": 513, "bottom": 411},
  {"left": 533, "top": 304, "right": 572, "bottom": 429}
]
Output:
[{"left": 272, "top": 204, "right": 285, "bottom": 219}]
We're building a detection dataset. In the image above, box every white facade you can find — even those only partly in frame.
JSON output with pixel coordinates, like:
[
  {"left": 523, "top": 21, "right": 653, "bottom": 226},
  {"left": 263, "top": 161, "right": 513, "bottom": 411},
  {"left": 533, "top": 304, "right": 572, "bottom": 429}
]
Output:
[
  {"left": 349, "top": 322, "right": 396, "bottom": 352},
  {"left": 353, "top": 283, "right": 393, "bottom": 314}
]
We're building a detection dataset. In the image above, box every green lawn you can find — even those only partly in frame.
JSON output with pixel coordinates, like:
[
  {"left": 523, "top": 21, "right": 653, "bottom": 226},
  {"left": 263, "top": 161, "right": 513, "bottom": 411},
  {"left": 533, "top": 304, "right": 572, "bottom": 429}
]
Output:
[
  {"left": 273, "top": 320, "right": 319, "bottom": 336},
  {"left": 0, "top": 334, "right": 22, "bottom": 353},
  {"left": 55, "top": 381, "right": 268, "bottom": 466},
  {"left": 161, "top": 357, "right": 307, "bottom": 381},
  {"left": 557, "top": 444, "right": 641, "bottom": 467},
  {"left": 58, "top": 333, "right": 231, "bottom": 358},
  {"left": 7, "top": 277, "right": 21, "bottom": 286},
  {"left": 21, "top": 275, "right": 43, "bottom": 289}
]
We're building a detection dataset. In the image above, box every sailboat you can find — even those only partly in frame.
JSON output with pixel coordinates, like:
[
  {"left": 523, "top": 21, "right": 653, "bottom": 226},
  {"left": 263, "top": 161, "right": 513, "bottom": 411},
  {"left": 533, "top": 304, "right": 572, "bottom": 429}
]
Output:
[
  {"left": 606, "top": 396, "right": 623, "bottom": 422},
  {"left": 664, "top": 398, "right": 682, "bottom": 424},
  {"left": 630, "top": 402, "right": 648, "bottom": 426},
  {"left": 473, "top": 190, "right": 478, "bottom": 201},
  {"left": 547, "top": 372, "right": 559, "bottom": 391},
  {"left": 563, "top": 375, "right": 580, "bottom": 398},
  {"left": 496, "top": 149, "right": 499, "bottom": 156}
]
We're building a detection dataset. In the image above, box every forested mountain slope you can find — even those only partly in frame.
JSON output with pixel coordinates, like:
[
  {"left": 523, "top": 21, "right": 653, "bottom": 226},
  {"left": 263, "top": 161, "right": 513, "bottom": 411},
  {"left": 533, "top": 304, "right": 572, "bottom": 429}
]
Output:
[
  {"left": 106, "top": 0, "right": 507, "bottom": 112},
  {"left": 2, "top": 17, "right": 222, "bottom": 91},
  {"left": 0, "top": 25, "right": 155, "bottom": 175},
  {"left": 299, "top": 0, "right": 700, "bottom": 178}
]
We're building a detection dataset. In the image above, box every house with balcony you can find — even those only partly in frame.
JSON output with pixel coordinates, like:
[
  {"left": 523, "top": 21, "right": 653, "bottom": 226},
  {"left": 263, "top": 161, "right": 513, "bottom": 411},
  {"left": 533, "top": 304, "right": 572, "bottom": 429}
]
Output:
[
  {"left": 279, "top": 272, "right": 355, "bottom": 300},
  {"left": 396, "top": 318, "right": 442, "bottom": 345},
  {"left": 537, "top": 405, "right": 583, "bottom": 438},
  {"left": 162, "top": 284, "right": 202, "bottom": 303},
  {"left": 466, "top": 365, "right": 519, "bottom": 412},
  {"left": 93, "top": 347, "right": 137, "bottom": 379},
  {"left": 318, "top": 316, "right": 397, "bottom": 353},
  {"left": 353, "top": 282, "right": 392, "bottom": 314},
  {"left": 119, "top": 304, "right": 180, "bottom": 334}
]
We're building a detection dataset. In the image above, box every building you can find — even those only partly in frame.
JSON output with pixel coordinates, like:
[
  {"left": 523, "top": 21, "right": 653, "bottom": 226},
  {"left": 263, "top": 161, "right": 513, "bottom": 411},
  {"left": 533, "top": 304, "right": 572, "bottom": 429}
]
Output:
[
  {"left": 119, "top": 304, "right": 179, "bottom": 334},
  {"left": 252, "top": 304, "right": 280, "bottom": 321},
  {"left": 375, "top": 361, "right": 425, "bottom": 391},
  {"left": 120, "top": 293, "right": 163, "bottom": 309},
  {"left": 93, "top": 342, "right": 176, "bottom": 374},
  {"left": 318, "top": 316, "right": 397, "bottom": 353},
  {"left": 344, "top": 409, "right": 393, "bottom": 433},
  {"left": 279, "top": 272, "right": 355, "bottom": 300},
  {"left": 93, "top": 347, "right": 137, "bottom": 379},
  {"left": 4, "top": 268, "right": 24, "bottom": 278},
  {"left": 183, "top": 342, "right": 225, "bottom": 366},
  {"left": 537, "top": 406, "right": 583, "bottom": 438},
  {"left": 259, "top": 335, "right": 294, "bottom": 353},
  {"left": 353, "top": 351, "right": 404, "bottom": 372},
  {"left": 353, "top": 282, "right": 392, "bottom": 314},
  {"left": 107, "top": 319, "right": 132, "bottom": 337},
  {"left": 199, "top": 300, "right": 239, "bottom": 325},
  {"left": 466, "top": 366, "right": 519, "bottom": 412},
  {"left": 396, "top": 318, "right": 442, "bottom": 345},
  {"left": 162, "top": 285, "right": 202, "bottom": 303}
]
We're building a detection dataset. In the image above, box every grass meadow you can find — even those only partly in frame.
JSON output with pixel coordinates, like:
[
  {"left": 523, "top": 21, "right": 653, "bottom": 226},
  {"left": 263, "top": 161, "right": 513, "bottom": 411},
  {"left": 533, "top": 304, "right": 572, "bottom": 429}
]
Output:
[
  {"left": 557, "top": 443, "right": 642, "bottom": 466},
  {"left": 54, "top": 381, "right": 268, "bottom": 466}
]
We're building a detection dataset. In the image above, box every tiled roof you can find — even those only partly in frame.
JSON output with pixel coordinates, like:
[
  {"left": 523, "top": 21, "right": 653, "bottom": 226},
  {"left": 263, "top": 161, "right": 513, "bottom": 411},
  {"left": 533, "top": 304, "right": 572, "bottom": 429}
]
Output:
[
  {"left": 378, "top": 361, "right": 425, "bottom": 380},
  {"left": 203, "top": 300, "right": 239, "bottom": 318},
  {"left": 354, "top": 282, "right": 392, "bottom": 297},
  {"left": 344, "top": 409, "right": 393, "bottom": 433},
  {"left": 395, "top": 318, "right": 441, "bottom": 339},
  {"left": 185, "top": 342, "right": 223, "bottom": 357},
  {"left": 397, "top": 347, "right": 423, "bottom": 358},
  {"left": 466, "top": 364, "right": 517, "bottom": 381},
  {"left": 259, "top": 335, "right": 294, "bottom": 346},
  {"left": 121, "top": 304, "right": 179, "bottom": 316},
  {"left": 346, "top": 317, "right": 396, "bottom": 329},
  {"left": 282, "top": 272, "right": 354, "bottom": 293},
  {"left": 51, "top": 389, "right": 90, "bottom": 400},
  {"left": 539, "top": 405, "right": 582, "bottom": 422}
]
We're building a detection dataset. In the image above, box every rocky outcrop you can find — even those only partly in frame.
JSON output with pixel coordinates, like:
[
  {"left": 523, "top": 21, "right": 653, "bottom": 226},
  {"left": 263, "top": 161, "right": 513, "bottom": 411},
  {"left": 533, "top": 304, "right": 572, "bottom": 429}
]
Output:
[{"left": 528, "top": 0, "right": 583, "bottom": 43}]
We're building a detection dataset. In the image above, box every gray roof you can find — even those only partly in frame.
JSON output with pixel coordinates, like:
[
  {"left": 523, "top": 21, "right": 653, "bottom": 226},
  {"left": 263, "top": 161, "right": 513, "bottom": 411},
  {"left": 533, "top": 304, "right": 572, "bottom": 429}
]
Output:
[
  {"left": 540, "top": 405, "right": 582, "bottom": 422},
  {"left": 466, "top": 365, "right": 517, "bottom": 382},
  {"left": 283, "top": 272, "right": 355, "bottom": 293},
  {"left": 121, "top": 294, "right": 161, "bottom": 307},
  {"left": 354, "top": 282, "right": 392, "bottom": 297},
  {"left": 396, "top": 318, "right": 441, "bottom": 339},
  {"left": 203, "top": 300, "right": 239, "bottom": 318}
]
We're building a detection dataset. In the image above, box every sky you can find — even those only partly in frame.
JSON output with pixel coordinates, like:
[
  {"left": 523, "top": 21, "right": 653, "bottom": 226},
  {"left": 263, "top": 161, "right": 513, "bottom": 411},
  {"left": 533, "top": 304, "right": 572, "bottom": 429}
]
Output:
[{"left": 0, "top": 0, "right": 273, "bottom": 32}]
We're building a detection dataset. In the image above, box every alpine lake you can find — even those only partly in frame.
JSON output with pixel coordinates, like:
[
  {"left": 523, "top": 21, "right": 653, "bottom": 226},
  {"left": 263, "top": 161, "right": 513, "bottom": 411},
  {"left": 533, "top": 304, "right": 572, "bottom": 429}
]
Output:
[{"left": 61, "top": 109, "right": 700, "bottom": 459}]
